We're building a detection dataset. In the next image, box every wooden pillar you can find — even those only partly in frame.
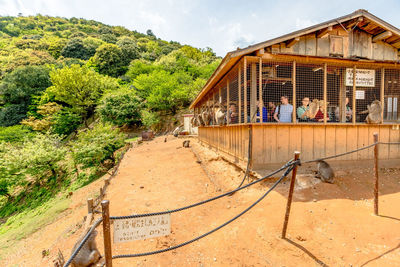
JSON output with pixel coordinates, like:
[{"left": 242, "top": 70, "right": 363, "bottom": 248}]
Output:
[
  {"left": 339, "top": 68, "right": 347, "bottom": 123},
  {"left": 292, "top": 61, "right": 297, "bottom": 123},
  {"left": 101, "top": 200, "right": 112, "bottom": 267},
  {"left": 227, "top": 79, "right": 230, "bottom": 125},
  {"left": 323, "top": 63, "right": 328, "bottom": 124},
  {"left": 381, "top": 68, "right": 385, "bottom": 122},
  {"left": 259, "top": 57, "right": 263, "bottom": 123},
  {"left": 352, "top": 66, "right": 357, "bottom": 124},
  {"left": 244, "top": 57, "right": 248, "bottom": 123},
  {"left": 251, "top": 61, "right": 257, "bottom": 122},
  {"left": 373, "top": 133, "right": 379, "bottom": 215},
  {"left": 87, "top": 198, "right": 93, "bottom": 214},
  {"left": 239, "top": 63, "right": 242, "bottom": 124},
  {"left": 281, "top": 151, "right": 300, "bottom": 239}
]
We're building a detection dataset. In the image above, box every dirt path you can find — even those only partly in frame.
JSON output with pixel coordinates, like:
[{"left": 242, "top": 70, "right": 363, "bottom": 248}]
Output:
[{"left": 3, "top": 136, "right": 400, "bottom": 266}]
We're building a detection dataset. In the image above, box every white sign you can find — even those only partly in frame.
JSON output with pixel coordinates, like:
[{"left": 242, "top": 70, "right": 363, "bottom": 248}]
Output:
[
  {"left": 355, "top": 90, "right": 365, "bottom": 100},
  {"left": 345, "top": 68, "right": 375, "bottom": 87},
  {"left": 113, "top": 214, "right": 171, "bottom": 243}
]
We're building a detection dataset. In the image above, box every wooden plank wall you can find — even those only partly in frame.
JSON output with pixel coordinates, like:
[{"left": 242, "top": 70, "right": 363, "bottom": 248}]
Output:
[
  {"left": 198, "top": 125, "right": 249, "bottom": 162},
  {"left": 199, "top": 124, "right": 400, "bottom": 167},
  {"left": 252, "top": 124, "right": 400, "bottom": 166}
]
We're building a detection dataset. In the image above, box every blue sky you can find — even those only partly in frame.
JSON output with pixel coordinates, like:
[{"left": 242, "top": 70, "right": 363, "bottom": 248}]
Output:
[{"left": 1, "top": 0, "right": 400, "bottom": 56}]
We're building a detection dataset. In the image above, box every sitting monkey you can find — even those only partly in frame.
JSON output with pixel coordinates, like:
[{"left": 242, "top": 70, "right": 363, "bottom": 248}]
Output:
[
  {"left": 70, "top": 229, "right": 101, "bottom": 267},
  {"left": 359, "top": 100, "right": 382, "bottom": 124},
  {"left": 316, "top": 160, "right": 334, "bottom": 183},
  {"left": 215, "top": 107, "right": 226, "bottom": 126},
  {"left": 304, "top": 99, "right": 320, "bottom": 119}
]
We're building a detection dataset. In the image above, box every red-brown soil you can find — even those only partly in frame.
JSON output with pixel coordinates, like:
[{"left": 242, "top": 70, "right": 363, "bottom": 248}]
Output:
[{"left": 2, "top": 136, "right": 400, "bottom": 266}]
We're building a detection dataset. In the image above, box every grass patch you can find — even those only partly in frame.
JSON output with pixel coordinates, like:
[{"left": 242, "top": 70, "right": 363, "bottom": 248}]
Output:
[
  {"left": 0, "top": 196, "right": 70, "bottom": 259},
  {"left": 125, "top": 136, "right": 138, "bottom": 143}
]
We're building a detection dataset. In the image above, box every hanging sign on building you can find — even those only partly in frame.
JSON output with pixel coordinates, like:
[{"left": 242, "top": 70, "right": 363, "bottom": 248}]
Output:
[{"left": 345, "top": 68, "right": 375, "bottom": 87}]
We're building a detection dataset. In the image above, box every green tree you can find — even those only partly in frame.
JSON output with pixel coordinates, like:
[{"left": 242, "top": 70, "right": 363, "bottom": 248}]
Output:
[
  {"left": 116, "top": 36, "right": 139, "bottom": 65},
  {"left": 91, "top": 43, "right": 125, "bottom": 77},
  {"left": 72, "top": 123, "right": 125, "bottom": 168},
  {"left": 47, "top": 64, "right": 119, "bottom": 123},
  {"left": 61, "top": 38, "right": 90, "bottom": 59},
  {"left": 97, "top": 87, "right": 142, "bottom": 126},
  {"left": 0, "top": 65, "right": 51, "bottom": 126}
]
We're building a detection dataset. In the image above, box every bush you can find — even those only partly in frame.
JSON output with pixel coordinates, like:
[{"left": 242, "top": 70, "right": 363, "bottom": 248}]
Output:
[
  {"left": 0, "top": 125, "right": 35, "bottom": 143},
  {"left": 51, "top": 108, "right": 82, "bottom": 136},
  {"left": 0, "top": 104, "right": 27, "bottom": 126},
  {"left": 97, "top": 88, "right": 142, "bottom": 126},
  {"left": 141, "top": 110, "right": 160, "bottom": 131},
  {"left": 72, "top": 123, "right": 125, "bottom": 168}
]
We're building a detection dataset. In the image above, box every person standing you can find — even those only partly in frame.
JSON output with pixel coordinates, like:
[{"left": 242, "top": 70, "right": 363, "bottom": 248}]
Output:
[
  {"left": 274, "top": 96, "right": 293, "bottom": 123},
  {"left": 297, "top": 97, "right": 310, "bottom": 122}
]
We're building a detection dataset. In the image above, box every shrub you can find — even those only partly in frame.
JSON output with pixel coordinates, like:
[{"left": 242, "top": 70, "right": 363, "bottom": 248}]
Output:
[
  {"left": 141, "top": 110, "right": 160, "bottom": 131},
  {"left": 0, "top": 125, "right": 35, "bottom": 143},
  {"left": 72, "top": 123, "right": 125, "bottom": 168},
  {"left": 97, "top": 88, "right": 142, "bottom": 126}
]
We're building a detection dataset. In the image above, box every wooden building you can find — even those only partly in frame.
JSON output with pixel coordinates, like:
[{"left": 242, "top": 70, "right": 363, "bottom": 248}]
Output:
[{"left": 190, "top": 9, "right": 400, "bottom": 168}]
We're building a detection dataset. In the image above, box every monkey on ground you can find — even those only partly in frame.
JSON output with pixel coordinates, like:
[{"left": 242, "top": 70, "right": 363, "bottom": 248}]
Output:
[
  {"left": 316, "top": 160, "right": 334, "bottom": 183},
  {"left": 70, "top": 229, "right": 101, "bottom": 267},
  {"left": 359, "top": 100, "right": 382, "bottom": 124},
  {"left": 183, "top": 140, "right": 190, "bottom": 148}
]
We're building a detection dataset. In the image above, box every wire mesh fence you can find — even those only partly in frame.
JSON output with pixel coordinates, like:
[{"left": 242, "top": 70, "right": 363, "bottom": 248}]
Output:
[{"left": 193, "top": 56, "right": 400, "bottom": 125}]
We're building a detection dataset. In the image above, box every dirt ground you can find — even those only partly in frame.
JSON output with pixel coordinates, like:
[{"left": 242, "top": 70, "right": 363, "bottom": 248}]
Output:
[{"left": 2, "top": 136, "right": 400, "bottom": 266}]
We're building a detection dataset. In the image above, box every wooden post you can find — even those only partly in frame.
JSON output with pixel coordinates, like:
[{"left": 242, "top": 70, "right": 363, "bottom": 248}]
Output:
[
  {"left": 87, "top": 198, "right": 93, "bottom": 214},
  {"left": 251, "top": 61, "right": 257, "bottom": 122},
  {"left": 323, "top": 63, "right": 327, "bottom": 124},
  {"left": 339, "top": 68, "right": 347, "bottom": 123},
  {"left": 381, "top": 68, "right": 385, "bottom": 122},
  {"left": 244, "top": 57, "right": 248, "bottom": 123},
  {"left": 259, "top": 57, "right": 263, "bottom": 123},
  {"left": 238, "top": 63, "right": 242, "bottom": 124},
  {"left": 292, "top": 61, "right": 297, "bottom": 123},
  {"left": 101, "top": 200, "right": 112, "bottom": 267},
  {"left": 281, "top": 151, "right": 301, "bottom": 239},
  {"left": 352, "top": 66, "right": 356, "bottom": 124},
  {"left": 373, "top": 133, "right": 379, "bottom": 215},
  {"left": 227, "top": 79, "right": 230, "bottom": 125},
  {"left": 100, "top": 187, "right": 103, "bottom": 198}
]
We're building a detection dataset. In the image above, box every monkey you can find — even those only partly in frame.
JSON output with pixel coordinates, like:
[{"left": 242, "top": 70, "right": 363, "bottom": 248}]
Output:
[
  {"left": 182, "top": 140, "right": 190, "bottom": 148},
  {"left": 215, "top": 106, "right": 226, "bottom": 126},
  {"left": 70, "top": 229, "right": 101, "bottom": 267},
  {"left": 359, "top": 100, "right": 382, "bottom": 124},
  {"left": 304, "top": 99, "right": 320, "bottom": 119},
  {"left": 316, "top": 160, "right": 334, "bottom": 183}
]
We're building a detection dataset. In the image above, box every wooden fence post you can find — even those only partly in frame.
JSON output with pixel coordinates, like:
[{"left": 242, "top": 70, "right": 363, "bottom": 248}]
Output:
[
  {"left": 101, "top": 200, "right": 113, "bottom": 267},
  {"left": 87, "top": 198, "right": 93, "bottom": 214},
  {"left": 281, "top": 151, "right": 300, "bottom": 239},
  {"left": 373, "top": 133, "right": 379, "bottom": 215}
]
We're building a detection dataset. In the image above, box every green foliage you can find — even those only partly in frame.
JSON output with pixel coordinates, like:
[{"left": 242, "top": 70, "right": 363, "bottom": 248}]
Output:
[
  {"left": 47, "top": 64, "right": 119, "bottom": 118},
  {"left": 91, "top": 43, "right": 125, "bottom": 77},
  {"left": 141, "top": 109, "right": 160, "bottom": 130},
  {"left": 97, "top": 87, "right": 142, "bottom": 126},
  {"left": 0, "top": 65, "right": 51, "bottom": 126},
  {"left": 61, "top": 38, "right": 90, "bottom": 60},
  {"left": 51, "top": 108, "right": 82, "bottom": 136},
  {"left": 71, "top": 123, "right": 125, "bottom": 168},
  {"left": 116, "top": 36, "right": 139, "bottom": 65},
  {"left": 0, "top": 125, "right": 35, "bottom": 143}
]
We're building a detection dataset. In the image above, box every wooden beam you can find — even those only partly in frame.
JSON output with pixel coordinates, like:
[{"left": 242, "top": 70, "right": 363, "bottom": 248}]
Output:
[
  {"left": 238, "top": 63, "right": 242, "bottom": 123},
  {"left": 381, "top": 68, "right": 385, "bottom": 122},
  {"left": 292, "top": 61, "right": 297, "bottom": 123},
  {"left": 372, "top": 31, "right": 393, "bottom": 43},
  {"left": 286, "top": 37, "right": 300, "bottom": 48},
  {"left": 227, "top": 79, "right": 230, "bottom": 125},
  {"left": 352, "top": 66, "right": 356, "bottom": 125},
  {"left": 256, "top": 48, "right": 265, "bottom": 57},
  {"left": 259, "top": 57, "right": 263, "bottom": 123},
  {"left": 339, "top": 69, "right": 347, "bottom": 123},
  {"left": 346, "top": 17, "right": 363, "bottom": 30},
  {"left": 317, "top": 26, "right": 333, "bottom": 38},
  {"left": 323, "top": 63, "right": 327, "bottom": 124},
  {"left": 244, "top": 57, "right": 248, "bottom": 123},
  {"left": 251, "top": 62, "right": 257, "bottom": 122}
]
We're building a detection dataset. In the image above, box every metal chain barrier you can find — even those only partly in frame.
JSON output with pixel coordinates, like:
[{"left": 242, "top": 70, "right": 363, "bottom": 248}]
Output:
[
  {"left": 63, "top": 218, "right": 103, "bottom": 267},
  {"left": 112, "top": 163, "right": 296, "bottom": 259},
  {"left": 110, "top": 159, "right": 296, "bottom": 220},
  {"left": 379, "top": 142, "right": 400, "bottom": 145}
]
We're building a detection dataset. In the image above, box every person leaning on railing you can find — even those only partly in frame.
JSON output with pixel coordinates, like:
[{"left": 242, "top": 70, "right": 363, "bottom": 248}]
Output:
[
  {"left": 274, "top": 96, "right": 293, "bottom": 123},
  {"left": 256, "top": 100, "right": 268, "bottom": 122}
]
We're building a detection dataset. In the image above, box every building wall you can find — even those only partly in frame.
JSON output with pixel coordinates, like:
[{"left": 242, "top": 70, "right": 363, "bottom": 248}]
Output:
[{"left": 199, "top": 124, "right": 400, "bottom": 168}]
